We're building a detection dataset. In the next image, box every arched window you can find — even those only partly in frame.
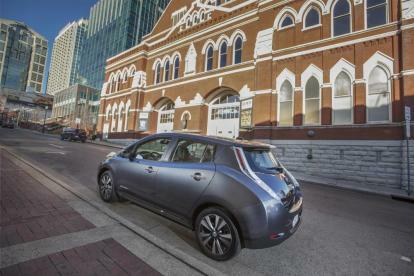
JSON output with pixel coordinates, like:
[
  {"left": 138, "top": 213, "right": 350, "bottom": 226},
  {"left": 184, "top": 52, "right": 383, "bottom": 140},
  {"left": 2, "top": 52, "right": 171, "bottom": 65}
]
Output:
[
  {"left": 105, "top": 106, "right": 111, "bottom": 121},
  {"left": 279, "top": 80, "right": 294, "bottom": 126},
  {"left": 367, "top": 0, "right": 387, "bottom": 28},
  {"left": 164, "top": 60, "right": 170, "bottom": 82},
  {"left": 367, "top": 66, "right": 390, "bottom": 122},
  {"left": 130, "top": 66, "right": 136, "bottom": 77},
  {"left": 304, "top": 76, "right": 320, "bottom": 125},
  {"left": 333, "top": 72, "right": 352, "bottom": 124},
  {"left": 280, "top": 15, "right": 295, "bottom": 29},
  {"left": 116, "top": 74, "right": 122, "bottom": 91},
  {"left": 206, "top": 45, "right": 214, "bottom": 71},
  {"left": 304, "top": 7, "right": 320, "bottom": 28},
  {"left": 173, "top": 56, "right": 180, "bottom": 79},
  {"left": 219, "top": 41, "right": 228, "bottom": 68},
  {"left": 155, "top": 63, "right": 161, "bottom": 84},
  {"left": 333, "top": 0, "right": 351, "bottom": 36},
  {"left": 233, "top": 36, "right": 243, "bottom": 64},
  {"left": 122, "top": 71, "right": 128, "bottom": 83}
]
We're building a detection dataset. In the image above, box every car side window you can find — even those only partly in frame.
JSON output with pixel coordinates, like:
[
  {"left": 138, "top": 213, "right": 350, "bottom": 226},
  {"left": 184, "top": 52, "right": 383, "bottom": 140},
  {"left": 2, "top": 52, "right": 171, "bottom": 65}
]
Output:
[
  {"left": 134, "top": 138, "right": 171, "bottom": 161},
  {"left": 172, "top": 139, "right": 215, "bottom": 163}
]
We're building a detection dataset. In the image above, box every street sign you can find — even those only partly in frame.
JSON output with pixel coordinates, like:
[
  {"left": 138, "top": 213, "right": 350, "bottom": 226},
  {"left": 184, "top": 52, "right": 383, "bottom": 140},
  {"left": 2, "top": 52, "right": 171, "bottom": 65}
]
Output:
[
  {"left": 405, "top": 106, "right": 412, "bottom": 139},
  {"left": 405, "top": 106, "right": 411, "bottom": 121},
  {"left": 75, "top": 118, "right": 81, "bottom": 124}
]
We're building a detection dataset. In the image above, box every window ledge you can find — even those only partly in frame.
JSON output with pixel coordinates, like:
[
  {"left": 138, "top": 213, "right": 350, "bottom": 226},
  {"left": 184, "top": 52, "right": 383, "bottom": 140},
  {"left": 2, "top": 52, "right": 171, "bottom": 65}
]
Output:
[
  {"left": 278, "top": 25, "right": 295, "bottom": 31},
  {"left": 302, "top": 24, "right": 322, "bottom": 32}
]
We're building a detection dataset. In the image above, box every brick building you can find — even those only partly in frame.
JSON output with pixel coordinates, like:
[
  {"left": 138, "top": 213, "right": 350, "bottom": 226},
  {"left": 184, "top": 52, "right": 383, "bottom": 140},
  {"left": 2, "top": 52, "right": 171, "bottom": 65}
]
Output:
[{"left": 97, "top": 0, "right": 414, "bottom": 193}]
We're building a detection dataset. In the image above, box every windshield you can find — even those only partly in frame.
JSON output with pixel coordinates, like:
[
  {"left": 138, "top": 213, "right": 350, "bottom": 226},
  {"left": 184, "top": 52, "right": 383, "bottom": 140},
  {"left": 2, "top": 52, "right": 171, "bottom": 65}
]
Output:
[{"left": 243, "top": 148, "right": 282, "bottom": 174}]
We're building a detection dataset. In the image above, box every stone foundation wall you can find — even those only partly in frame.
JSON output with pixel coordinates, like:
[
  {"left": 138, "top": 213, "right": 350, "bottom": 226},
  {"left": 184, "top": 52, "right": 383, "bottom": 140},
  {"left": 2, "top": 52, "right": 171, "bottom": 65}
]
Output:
[
  {"left": 401, "top": 140, "right": 414, "bottom": 193},
  {"left": 259, "top": 140, "right": 413, "bottom": 193}
]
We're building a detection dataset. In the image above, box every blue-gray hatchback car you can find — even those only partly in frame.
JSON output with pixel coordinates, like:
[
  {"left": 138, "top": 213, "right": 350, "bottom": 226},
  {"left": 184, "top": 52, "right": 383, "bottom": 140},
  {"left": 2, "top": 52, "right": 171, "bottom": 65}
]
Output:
[{"left": 97, "top": 133, "right": 303, "bottom": 261}]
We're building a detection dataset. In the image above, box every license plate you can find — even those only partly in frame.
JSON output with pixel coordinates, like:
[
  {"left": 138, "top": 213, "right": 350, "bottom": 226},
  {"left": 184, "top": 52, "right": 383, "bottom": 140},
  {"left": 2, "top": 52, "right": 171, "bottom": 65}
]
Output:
[{"left": 292, "top": 214, "right": 299, "bottom": 228}]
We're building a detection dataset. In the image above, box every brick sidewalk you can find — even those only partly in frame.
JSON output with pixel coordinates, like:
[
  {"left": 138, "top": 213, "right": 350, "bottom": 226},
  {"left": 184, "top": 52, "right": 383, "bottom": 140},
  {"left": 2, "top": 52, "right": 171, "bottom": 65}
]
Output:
[
  {"left": 0, "top": 156, "right": 94, "bottom": 248},
  {"left": 0, "top": 151, "right": 162, "bottom": 275},
  {"left": 1, "top": 239, "right": 160, "bottom": 276}
]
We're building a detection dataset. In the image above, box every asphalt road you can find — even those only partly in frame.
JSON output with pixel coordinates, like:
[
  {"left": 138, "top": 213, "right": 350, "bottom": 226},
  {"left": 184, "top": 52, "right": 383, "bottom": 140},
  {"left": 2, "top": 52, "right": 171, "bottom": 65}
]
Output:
[{"left": 1, "top": 128, "right": 413, "bottom": 275}]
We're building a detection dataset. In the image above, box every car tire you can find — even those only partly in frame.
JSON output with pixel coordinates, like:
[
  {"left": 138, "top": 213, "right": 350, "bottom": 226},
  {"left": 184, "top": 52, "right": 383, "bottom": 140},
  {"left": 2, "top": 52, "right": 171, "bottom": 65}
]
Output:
[
  {"left": 98, "top": 170, "right": 119, "bottom": 203},
  {"left": 195, "top": 207, "right": 241, "bottom": 261}
]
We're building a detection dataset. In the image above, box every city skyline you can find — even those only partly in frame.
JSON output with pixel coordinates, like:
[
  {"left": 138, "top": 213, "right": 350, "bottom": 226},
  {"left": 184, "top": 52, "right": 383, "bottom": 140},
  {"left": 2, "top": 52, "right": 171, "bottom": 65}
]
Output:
[{"left": 1, "top": 0, "right": 99, "bottom": 94}]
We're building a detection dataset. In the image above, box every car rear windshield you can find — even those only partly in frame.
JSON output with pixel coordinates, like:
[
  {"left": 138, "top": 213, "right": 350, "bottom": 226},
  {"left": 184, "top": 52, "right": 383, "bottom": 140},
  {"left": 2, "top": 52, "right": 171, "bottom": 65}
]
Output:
[{"left": 243, "top": 148, "right": 282, "bottom": 174}]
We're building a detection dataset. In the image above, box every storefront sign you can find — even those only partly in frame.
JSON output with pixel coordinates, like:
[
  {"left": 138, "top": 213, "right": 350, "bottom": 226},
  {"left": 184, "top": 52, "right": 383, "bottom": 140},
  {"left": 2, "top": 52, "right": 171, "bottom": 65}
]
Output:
[
  {"left": 240, "top": 99, "right": 253, "bottom": 129},
  {"left": 139, "top": 112, "right": 149, "bottom": 119},
  {"left": 138, "top": 112, "right": 149, "bottom": 131}
]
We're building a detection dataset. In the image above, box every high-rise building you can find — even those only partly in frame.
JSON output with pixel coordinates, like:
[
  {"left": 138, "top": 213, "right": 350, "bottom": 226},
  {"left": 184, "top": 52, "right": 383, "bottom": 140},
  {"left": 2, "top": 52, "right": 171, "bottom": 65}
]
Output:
[
  {"left": 79, "top": 0, "right": 170, "bottom": 90},
  {"left": 0, "top": 18, "right": 48, "bottom": 93},
  {"left": 46, "top": 19, "right": 88, "bottom": 95}
]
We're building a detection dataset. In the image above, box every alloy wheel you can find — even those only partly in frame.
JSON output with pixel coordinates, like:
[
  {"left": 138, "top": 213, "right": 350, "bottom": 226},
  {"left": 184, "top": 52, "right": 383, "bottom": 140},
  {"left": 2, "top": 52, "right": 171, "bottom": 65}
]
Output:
[
  {"left": 100, "top": 173, "right": 113, "bottom": 200},
  {"left": 199, "top": 214, "right": 233, "bottom": 256}
]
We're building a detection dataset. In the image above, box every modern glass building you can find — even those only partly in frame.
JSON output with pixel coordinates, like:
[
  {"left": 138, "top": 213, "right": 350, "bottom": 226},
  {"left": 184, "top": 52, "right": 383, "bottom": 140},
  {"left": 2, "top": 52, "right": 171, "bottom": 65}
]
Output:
[
  {"left": 79, "top": 0, "right": 170, "bottom": 90},
  {"left": 0, "top": 18, "right": 48, "bottom": 93},
  {"left": 47, "top": 19, "right": 88, "bottom": 95}
]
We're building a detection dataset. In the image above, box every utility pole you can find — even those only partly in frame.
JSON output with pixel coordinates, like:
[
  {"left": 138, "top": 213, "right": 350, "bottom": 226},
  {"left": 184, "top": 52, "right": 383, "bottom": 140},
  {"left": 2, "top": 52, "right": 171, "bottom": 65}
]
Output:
[{"left": 42, "top": 106, "right": 49, "bottom": 134}]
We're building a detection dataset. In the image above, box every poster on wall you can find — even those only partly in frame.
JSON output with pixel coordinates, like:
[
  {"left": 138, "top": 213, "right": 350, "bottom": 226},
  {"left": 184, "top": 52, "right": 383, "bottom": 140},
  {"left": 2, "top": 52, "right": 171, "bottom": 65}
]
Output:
[
  {"left": 240, "top": 99, "right": 253, "bottom": 129},
  {"left": 138, "top": 112, "right": 149, "bottom": 131}
]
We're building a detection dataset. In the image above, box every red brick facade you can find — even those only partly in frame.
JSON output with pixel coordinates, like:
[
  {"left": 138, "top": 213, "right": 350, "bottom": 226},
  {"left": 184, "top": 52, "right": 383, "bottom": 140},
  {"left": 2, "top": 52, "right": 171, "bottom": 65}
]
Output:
[{"left": 97, "top": 0, "right": 414, "bottom": 142}]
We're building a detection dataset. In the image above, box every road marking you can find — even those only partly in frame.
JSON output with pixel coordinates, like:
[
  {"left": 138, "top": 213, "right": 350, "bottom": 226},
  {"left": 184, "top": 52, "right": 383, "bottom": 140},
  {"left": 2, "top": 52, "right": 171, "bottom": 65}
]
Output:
[
  {"left": 401, "top": 256, "right": 412, "bottom": 263},
  {"left": 45, "top": 151, "right": 66, "bottom": 155},
  {"left": 49, "top": 144, "right": 64, "bottom": 149}
]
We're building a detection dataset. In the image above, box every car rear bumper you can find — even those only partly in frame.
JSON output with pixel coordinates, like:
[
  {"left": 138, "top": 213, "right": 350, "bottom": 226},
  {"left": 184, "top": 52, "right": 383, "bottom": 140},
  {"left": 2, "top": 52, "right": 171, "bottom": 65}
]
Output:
[
  {"left": 244, "top": 208, "right": 302, "bottom": 249},
  {"left": 242, "top": 191, "right": 303, "bottom": 249}
]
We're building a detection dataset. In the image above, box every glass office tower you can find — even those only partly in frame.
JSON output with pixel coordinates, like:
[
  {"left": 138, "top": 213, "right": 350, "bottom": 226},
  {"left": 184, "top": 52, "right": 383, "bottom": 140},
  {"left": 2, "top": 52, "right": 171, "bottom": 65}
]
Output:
[
  {"left": 79, "top": 0, "right": 170, "bottom": 90},
  {"left": 0, "top": 18, "right": 48, "bottom": 93}
]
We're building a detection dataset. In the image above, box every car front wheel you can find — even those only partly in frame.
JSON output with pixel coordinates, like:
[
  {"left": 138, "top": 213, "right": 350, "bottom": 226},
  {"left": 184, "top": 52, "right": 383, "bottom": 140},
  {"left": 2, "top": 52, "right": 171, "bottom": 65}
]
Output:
[
  {"left": 195, "top": 207, "right": 241, "bottom": 261},
  {"left": 98, "top": 171, "right": 118, "bottom": 202}
]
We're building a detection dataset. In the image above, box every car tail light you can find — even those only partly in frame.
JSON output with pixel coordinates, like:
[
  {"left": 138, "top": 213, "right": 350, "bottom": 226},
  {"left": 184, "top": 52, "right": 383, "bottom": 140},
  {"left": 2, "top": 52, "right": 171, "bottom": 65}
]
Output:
[
  {"left": 270, "top": 232, "right": 285, "bottom": 240},
  {"left": 233, "top": 147, "right": 280, "bottom": 201}
]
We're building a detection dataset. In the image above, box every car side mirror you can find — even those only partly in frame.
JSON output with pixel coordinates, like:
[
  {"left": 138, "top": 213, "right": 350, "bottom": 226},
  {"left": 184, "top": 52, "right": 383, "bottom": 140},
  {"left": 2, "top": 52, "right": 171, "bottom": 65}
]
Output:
[{"left": 128, "top": 152, "right": 135, "bottom": 161}]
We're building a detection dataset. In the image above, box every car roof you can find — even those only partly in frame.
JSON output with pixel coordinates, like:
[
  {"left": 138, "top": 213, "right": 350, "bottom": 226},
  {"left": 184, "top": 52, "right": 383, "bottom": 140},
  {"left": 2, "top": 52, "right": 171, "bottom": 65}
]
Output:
[{"left": 151, "top": 133, "right": 273, "bottom": 149}]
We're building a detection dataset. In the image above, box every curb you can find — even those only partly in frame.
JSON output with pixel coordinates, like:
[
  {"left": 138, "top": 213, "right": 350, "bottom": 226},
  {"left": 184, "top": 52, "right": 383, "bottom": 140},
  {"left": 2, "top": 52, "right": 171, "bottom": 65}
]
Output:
[
  {"left": 1, "top": 146, "right": 226, "bottom": 276},
  {"left": 293, "top": 172, "right": 414, "bottom": 200},
  {"left": 87, "top": 141, "right": 125, "bottom": 149}
]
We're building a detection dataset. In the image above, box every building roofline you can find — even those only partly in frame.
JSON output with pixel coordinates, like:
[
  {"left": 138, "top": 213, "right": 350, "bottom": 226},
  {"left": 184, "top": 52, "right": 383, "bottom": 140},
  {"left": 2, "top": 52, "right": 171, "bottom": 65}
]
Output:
[{"left": 0, "top": 17, "right": 48, "bottom": 41}]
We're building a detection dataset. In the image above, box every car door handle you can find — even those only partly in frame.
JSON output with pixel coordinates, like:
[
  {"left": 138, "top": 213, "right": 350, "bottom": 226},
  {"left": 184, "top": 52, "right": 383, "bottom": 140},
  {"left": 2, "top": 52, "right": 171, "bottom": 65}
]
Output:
[
  {"left": 145, "top": 166, "right": 155, "bottom": 173},
  {"left": 191, "top": 172, "right": 203, "bottom": 181}
]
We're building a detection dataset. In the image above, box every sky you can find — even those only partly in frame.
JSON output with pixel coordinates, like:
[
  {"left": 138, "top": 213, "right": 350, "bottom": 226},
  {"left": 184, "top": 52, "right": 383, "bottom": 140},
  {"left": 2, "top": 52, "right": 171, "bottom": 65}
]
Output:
[{"left": 1, "top": 0, "right": 98, "bottom": 94}]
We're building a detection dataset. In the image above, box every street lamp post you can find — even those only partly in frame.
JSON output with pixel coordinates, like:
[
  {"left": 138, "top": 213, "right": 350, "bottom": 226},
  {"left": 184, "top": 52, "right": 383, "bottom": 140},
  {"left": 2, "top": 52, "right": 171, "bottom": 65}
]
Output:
[{"left": 42, "top": 106, "right": 49, "bottom": 134}]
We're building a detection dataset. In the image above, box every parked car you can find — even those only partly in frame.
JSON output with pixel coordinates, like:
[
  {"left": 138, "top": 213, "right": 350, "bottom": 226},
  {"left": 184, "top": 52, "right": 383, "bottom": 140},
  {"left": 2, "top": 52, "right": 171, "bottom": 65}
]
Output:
[
  {"left": 60, "top": 128, "right": 87, "bottom": 142},
  {"left": 97, "top": 133, "right": 303, "bottom": 261},
  {"left": 1, "top": 121, "right": 15, "bottom": 129}
]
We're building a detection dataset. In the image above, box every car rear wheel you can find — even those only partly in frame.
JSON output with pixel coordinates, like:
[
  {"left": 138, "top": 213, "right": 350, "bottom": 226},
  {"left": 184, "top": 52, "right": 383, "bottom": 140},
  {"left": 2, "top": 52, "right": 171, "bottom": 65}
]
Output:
[
  {"left": 98, "top": 171, "right": 118, "bottom": 202},
  {"left": 195, "top": 207, "right": 241, "bottom": 261}
]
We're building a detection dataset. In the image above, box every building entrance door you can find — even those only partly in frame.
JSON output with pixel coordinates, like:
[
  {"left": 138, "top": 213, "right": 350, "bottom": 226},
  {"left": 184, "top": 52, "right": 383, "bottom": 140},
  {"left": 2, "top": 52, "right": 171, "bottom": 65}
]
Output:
[
  {"left": 207, "top": 94, "right": 240, "bottom": 138},
  {"left": 157, "top": 102, "right": 175, "bottom": 133}
]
